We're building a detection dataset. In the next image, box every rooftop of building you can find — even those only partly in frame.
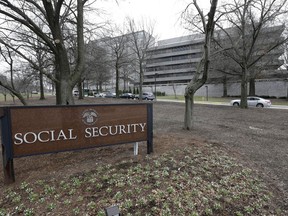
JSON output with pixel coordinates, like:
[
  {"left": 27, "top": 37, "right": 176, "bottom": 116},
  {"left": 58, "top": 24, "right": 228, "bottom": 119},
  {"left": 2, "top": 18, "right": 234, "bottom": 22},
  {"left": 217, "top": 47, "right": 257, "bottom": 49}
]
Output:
[
  {"left": 153, "top": 34, "right": 205, "bottom": 49},
  {"left": 151, "top": 24, "right": 285, "bottom": 51}
]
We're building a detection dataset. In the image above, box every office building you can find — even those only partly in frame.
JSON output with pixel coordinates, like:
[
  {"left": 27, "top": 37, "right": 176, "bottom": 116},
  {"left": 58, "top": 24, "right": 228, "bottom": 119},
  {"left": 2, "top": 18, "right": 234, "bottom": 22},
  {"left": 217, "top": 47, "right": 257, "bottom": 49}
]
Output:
[{"left": 143, "top": 26, "right": 287, "bottom": 98}]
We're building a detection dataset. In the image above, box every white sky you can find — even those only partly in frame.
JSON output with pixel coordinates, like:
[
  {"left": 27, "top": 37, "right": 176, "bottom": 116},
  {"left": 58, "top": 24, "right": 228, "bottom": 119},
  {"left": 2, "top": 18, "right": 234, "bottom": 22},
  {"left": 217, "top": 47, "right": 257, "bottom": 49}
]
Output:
[
  {"left": 97, "top": 0, "right": 212, "bottom": 40},
  {"left": 0, "top": 0, "right": 212, "bottom": 72}
]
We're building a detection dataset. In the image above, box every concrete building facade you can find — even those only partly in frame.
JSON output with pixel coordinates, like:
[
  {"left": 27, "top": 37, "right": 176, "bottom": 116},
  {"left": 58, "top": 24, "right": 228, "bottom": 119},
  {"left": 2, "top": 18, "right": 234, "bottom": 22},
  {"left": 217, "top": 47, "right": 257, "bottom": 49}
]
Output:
[
  {"left": 143, "top": 27, "right": 287, "bottom": 98},
  {"left": 146, "top": 79, "right": 287, "bottom": 99},
  {"left": 144, "top": 34, "right": 204, "bottom": 86}
]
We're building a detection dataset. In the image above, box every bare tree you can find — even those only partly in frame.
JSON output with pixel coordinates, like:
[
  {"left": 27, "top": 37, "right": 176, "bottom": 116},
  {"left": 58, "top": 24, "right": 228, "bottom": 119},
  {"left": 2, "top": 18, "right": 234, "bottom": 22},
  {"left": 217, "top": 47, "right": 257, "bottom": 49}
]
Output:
[
  {"left": 209, "top": 51, "right": 241, "bottom": 96},
  {"left": 85, "top": 42, "right": 111, "bottom": 93},
  {"left": 127, "top": 18, "right": 156, "bottom": 100},
  {"left": 100, "top": 26, "right": 132, "bottom": 97},
  {"left": 0, "top": 0, "right": 88, "bottom": 105},
  {"left": 0, "top": 20, "right": 57, "bottom": 100},
  {"left": 0, "top": 45, "right": 29, "bottom": 105},
  {"left": 120, "top": 63, "right": 135, "bottom": 92},
  {"left": 182, "top": 0, "right": 219, "bottom": 130},
  {"left": 30, "top": 37, "right": 54, "bottom": 100},
  {"left": 214, "top": 0, "right": 288, "bottom": 108},
  {"left": 211, "top": 27, "right": 284, "bottom": 97}
]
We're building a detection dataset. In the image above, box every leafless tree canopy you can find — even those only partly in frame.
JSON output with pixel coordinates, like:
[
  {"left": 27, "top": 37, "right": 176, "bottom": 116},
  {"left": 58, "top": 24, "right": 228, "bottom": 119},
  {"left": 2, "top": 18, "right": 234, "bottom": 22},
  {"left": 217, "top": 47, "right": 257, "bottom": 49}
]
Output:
[
  {"left": 182, "top": 0, "right": 288, "bottom": 110},
  {"left": 214, "top": 0, "right": 288, "bottom": 107},
  {"left": 0, "top": 0, "right": 101, "bottom": 105},
  {"left": 127, "top": 18, "right": 156, "bottom": 99}
]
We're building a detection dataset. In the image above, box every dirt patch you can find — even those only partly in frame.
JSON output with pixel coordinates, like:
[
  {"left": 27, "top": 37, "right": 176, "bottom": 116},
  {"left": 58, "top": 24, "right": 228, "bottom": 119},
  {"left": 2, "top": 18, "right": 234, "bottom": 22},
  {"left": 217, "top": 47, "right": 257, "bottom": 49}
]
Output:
[
  {"left": 153, "top": 101, "right": 288, "bottom": 209},
  {"left": 1, "top": 97, "right": 288, "bottom": 213}
]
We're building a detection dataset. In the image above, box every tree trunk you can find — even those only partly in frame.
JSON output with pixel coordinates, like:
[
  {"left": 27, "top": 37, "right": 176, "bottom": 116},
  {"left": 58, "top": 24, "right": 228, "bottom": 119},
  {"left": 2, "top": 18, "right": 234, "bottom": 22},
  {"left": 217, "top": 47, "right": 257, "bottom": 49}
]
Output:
[
  {"left": 0, "top": 82, "right": 27, "bottom": 105},
  {"left": 116, "top": 66, "right": 120, "bottom": 97},
  {"left": 223, "top": 76, "right": 227, "bottom": 97},
  {"left": 183, "top": 0, "right": 218, "bottom": 129},
  {"left": 240, "top": 67, "right": 248, "bottom": 108},
  {"left": 139, "top": 65, "right": 144, "bottom": 101},
  {"left": 172, "top": 83, "right": 178, "bottom": 99},
  {"left": 184, "top": 93, "right": 194, "bottom": 129},
  {"left": 54, "top": 43, "right": 74, "bottom": 105},
  {"left": 58, "top": 79, "right": 74, "bottom": 105},
  {"left": 286, "top": 84, "right": 288, "bottom": 101},
  {"left": 249, "top": 78, "right": 256, "bottom": 96},
  {"left": 49, "top": 0, "right": 84, "bottom": 105},
  {"left": 53, "top": 66, "right": 74, "bottom": 105},
  {"left": 13, "top": 92, "right": 27, "bottom": 105},
  {"left": 77, "top": 81, "right": 84, "bottom": 99},
  {"left": 39, "top": 70, "right": 45, "bottom": 100},
  {"left": 124, "top": 78, "right": 127, "bottom": 92},
  {"left": 99, "top": 82, "right": 103, "bottom": 92}
]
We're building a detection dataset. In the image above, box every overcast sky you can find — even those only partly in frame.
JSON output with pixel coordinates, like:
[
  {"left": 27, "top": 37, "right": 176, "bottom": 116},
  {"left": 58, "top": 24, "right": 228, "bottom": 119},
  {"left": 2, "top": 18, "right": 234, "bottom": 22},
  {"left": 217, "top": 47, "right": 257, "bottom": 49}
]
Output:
[
  {"left": 97, "top": 0, "right": 212, "bottom": 40},
  {"left": 0, "top": 1, "right": 212, "bottom": 71}
]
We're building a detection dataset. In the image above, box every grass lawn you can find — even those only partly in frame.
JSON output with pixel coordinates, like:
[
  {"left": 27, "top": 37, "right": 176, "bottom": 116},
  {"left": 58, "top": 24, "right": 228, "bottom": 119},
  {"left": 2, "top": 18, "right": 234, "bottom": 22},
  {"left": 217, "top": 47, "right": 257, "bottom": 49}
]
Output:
[
  {"left": 0, "top": 94, "right": 287, "bottom": 106},
  {"left": 0, "top": 94, "right": 40, "bottom": 102},
  {"left": 158, "top": 95, "right": 288, "bottom": 105}
]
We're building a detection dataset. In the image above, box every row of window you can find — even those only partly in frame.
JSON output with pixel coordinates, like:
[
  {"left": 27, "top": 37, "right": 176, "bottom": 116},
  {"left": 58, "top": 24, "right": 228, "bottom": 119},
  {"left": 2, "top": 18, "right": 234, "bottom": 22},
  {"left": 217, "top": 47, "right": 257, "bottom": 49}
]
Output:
[
  {"left": 143, "top": 80, "right": 191, "bottom": 85},
  {"left": 148, "top": 43, "right": 203, "bottom": 56},
  {"left": 145, "top": 71, "right": 194, "bottom": 79},
  {"left": 146, "top": 63, "right": 198, "bottom": 72},
  {"left": 146, "top": 53, "right": 202, "bottom": 65}
]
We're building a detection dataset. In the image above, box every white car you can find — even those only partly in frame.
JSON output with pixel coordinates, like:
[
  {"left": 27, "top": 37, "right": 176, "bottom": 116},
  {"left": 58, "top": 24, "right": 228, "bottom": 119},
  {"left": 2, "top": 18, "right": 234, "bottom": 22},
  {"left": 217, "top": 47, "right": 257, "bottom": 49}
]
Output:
[
  {"left": 73, "top": 90, "right": 79, "bottom": 96},
  {"left": 94, "top": 92, "right": 107, "bottom": 98},
  {"left": 135, "top": 92, "right": 155, "bottom": 100},
  {"left": 230, "top": 96, "right": 272, "bottom": 108}
]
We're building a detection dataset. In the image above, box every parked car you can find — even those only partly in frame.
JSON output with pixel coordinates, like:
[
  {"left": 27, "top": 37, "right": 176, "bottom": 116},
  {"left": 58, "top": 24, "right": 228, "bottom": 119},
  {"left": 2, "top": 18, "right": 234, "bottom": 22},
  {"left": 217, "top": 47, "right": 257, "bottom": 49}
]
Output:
[
  {"left": 73, "top": 90, "right": 79, "bottom": 96},
  {"left": 120, "top": 93, "right": 135, "bottom": 99},
  {"left": 105, "top": 92, "right": 116, "bottom": 98},
  {"left": 135, "top": 92, "right": 155, "bottom": 100},
  {"left": 94, "top": 92, "right": 107, "bottom": 98},
  {"left": 230, "top": 96, "right": 272, "bottom": 108}
]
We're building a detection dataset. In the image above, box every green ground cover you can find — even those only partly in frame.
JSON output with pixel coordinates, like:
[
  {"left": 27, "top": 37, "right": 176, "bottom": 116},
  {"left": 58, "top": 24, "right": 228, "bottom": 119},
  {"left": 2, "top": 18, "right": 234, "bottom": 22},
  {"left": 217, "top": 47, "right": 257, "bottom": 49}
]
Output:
[{"left": 0, "top": 145, "right": 283, "bottom": 215}]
